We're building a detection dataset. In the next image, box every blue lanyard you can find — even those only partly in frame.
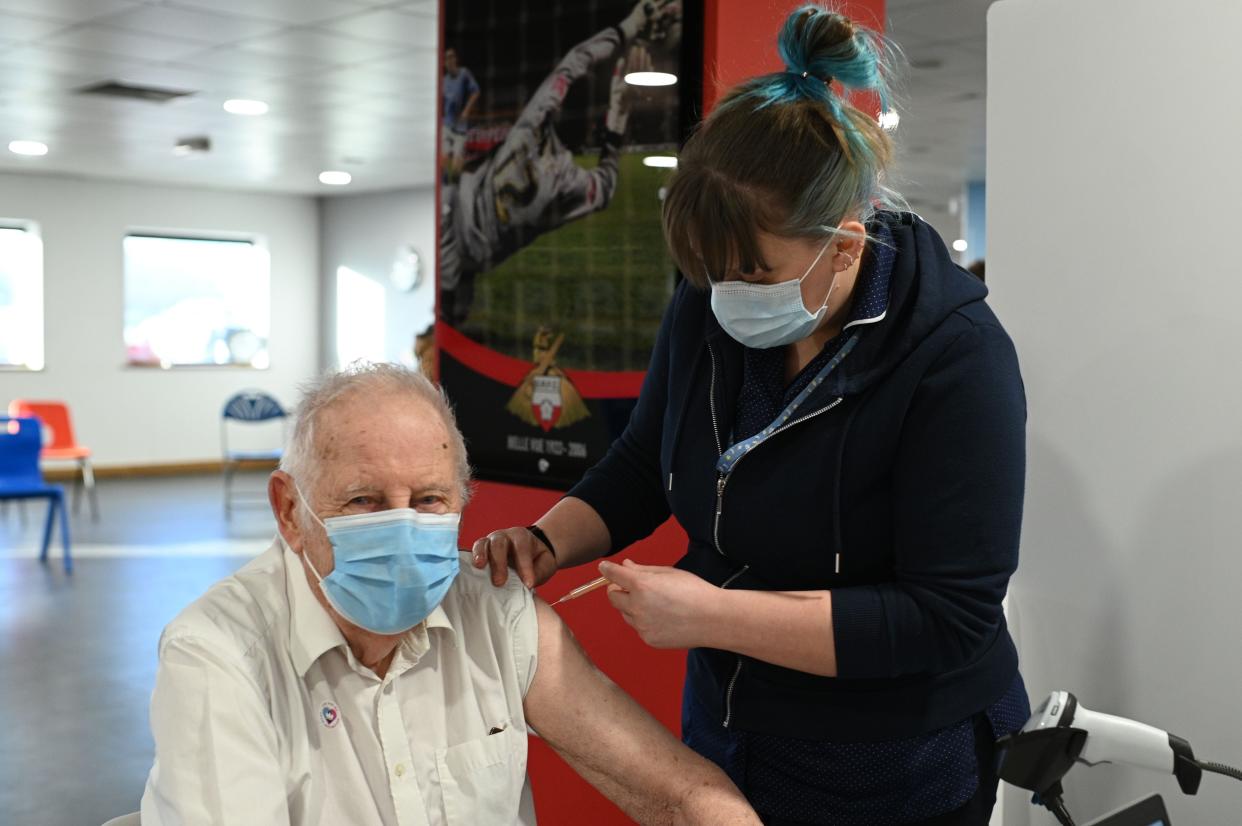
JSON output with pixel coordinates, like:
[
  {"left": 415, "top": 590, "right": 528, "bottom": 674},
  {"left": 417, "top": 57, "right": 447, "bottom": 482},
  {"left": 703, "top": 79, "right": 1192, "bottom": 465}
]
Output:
[{"left": 715, "top": 333, "right": 860, "bottom": 475}]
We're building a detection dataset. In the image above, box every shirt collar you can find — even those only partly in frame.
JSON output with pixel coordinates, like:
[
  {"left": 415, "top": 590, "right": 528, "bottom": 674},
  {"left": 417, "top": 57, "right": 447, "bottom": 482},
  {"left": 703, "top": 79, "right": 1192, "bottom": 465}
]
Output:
[
  {"left": 283, "top": 539, "right": 350, "bottom": 678},
  {"left": 842, "top": 220, "right": 894, "bottom": 331},
  {"left": 281, "top": 538, "right": 460, "bottom": 679}
]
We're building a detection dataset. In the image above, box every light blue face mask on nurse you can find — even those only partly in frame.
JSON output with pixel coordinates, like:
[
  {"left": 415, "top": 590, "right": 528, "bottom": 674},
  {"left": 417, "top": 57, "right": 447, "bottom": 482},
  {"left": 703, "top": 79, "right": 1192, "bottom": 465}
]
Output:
[
  {"left": 297, "top": 491, "right": 462, "bottom": 635},
  {"left": 709, "top": 237, "right": 841, "bottom": 349}
]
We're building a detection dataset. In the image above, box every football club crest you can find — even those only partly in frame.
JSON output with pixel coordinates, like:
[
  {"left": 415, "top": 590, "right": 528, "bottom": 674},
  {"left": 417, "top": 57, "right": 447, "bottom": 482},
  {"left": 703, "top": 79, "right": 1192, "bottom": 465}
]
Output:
[
  {"left": 507, "top": 327, "right": 589, "bottom": 431},
  {"left": 531, "top": 374, "right": 563, "bottom": 431}
]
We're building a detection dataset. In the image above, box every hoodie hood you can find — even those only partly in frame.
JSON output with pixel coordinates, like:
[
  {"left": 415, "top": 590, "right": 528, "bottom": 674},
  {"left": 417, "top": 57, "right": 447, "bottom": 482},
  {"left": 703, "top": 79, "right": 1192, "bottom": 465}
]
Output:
[{"left": 704, "top": 211, "right": 988, "bottom": 399}]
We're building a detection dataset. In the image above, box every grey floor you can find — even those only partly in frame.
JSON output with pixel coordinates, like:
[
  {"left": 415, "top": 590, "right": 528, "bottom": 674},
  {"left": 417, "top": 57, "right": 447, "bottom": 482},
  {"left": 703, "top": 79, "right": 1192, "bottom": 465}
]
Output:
[{"left": 0, "top": 472, "right": 278, "bottom": 826}]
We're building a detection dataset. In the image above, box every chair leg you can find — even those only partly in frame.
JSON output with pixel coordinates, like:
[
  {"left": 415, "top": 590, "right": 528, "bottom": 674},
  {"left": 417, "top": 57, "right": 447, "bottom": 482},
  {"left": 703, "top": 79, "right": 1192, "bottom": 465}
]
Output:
[
  {"left": 40, "top": 496, "right": 55, "bottom": 564},
  {"left": 71, "top": 466, "right": 83, "bottom": 516},
  {"left": 82, "top": 458, "right": 99, "bottom": 521},
  {"left": 223, "top": 462, "right": 234, "bottom": 520},
  {"left": 58, "top": 493, "right": 72, "bottom": 574}
]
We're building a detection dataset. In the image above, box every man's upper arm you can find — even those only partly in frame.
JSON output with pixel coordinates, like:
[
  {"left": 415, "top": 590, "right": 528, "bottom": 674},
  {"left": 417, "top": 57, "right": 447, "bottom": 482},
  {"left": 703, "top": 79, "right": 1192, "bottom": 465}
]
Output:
[
  {"left": 521, "top": 600, "right": 687, "bottom": 814},
  {"left": 142, "top": 634, "right": 290, "bottom": 826}
]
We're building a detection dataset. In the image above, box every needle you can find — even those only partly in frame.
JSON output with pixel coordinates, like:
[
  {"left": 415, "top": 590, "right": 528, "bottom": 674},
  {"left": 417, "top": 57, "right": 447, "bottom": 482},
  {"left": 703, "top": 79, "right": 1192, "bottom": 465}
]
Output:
[{"left": 552, "top": 575, "right": 612, "bottom": 605}]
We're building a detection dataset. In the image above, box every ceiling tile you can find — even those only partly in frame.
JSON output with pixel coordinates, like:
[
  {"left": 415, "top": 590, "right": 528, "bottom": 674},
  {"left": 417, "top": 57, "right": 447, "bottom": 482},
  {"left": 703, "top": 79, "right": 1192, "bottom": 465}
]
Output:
[
  {"left": 390, "top": 0, "right": 437, "bottom": 18},
  {"left": 355, "top": 47, "right": 437, "bottom": 78},
  {"left": 888, "top": 0, "right": 991, "bottom": 50},
  {"left": 0, "top": 65, "right": 97, "bottom": 94},
  {"left": 90, "top": 5, "right": 287, "bottom": 47},
  {"left": 308, "top": 65, "right": 417, "bottom": 98},
  {"left": 239, "top": 28, "right": 404, "bottom": 64},
  {"left": 0, "top": 0, "right": 145, "bottom": 23},
  {"left": 176, "top": 46, "right": 338, "bottom": 78},
  {"left": 0, "top": 43, "right": 158, "bottom": 79},
  {"left": 41, "top": 25, "right": 207, "bottom": 62},
  {"left": 0, "top": 11, "right": 73, "bottom": 41},
  {"left": 322, "top": 8, "right": 438, "bottom": 48},
  {"left": 166, "top": 0, "right": 365, "bottom": 26}
]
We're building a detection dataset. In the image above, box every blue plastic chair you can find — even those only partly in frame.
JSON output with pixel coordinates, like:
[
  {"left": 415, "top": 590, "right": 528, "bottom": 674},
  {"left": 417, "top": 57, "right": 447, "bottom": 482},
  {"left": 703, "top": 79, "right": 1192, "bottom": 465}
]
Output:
[
  {"left": 0, "top": 416, "right": 71, "bottom": 572},
  {"left": 221, "top": 390, "right": 287, "bottom": 517}
]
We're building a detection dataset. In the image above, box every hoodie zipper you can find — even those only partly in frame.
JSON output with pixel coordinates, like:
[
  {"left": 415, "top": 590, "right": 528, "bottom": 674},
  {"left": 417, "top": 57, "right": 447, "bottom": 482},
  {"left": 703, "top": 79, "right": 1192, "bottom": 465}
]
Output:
[
  {"left": 703, "top": 343, "right": 846, "bottom": 728},
  {"left": 706, "top": 341, "right": 728, "bottom": 556},
  {"left": 719, "top": 564, "right": 749, "bottom": 729},
  {"left": 710, "top": 391, "right": 846, "bottom": 727}
]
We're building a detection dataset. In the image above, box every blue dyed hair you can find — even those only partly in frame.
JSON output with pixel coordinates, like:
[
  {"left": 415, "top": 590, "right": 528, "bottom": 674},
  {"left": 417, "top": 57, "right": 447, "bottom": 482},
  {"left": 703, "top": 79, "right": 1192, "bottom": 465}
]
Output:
[{"left": 663, "top": 4, "right": 905, "bottom": 287}]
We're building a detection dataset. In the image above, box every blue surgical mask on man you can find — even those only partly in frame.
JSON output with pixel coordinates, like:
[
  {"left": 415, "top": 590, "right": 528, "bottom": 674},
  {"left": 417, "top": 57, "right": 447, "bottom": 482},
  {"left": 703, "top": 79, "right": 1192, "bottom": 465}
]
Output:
[
  {"left": 296, "top": 489, "right": 461, "bottom": 635},
  {"left": 709, "top": 237, "right": 840, "bottom": 349}
]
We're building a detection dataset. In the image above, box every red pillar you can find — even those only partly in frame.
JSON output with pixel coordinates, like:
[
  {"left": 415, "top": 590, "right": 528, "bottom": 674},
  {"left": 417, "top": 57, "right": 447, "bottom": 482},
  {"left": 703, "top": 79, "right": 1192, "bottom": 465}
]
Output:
[
  {"left": 492, "top": 2, "right": 887, "bottom": 823},
  {"left": 704, "top": 0, "right": 887, "bottom": 113}
]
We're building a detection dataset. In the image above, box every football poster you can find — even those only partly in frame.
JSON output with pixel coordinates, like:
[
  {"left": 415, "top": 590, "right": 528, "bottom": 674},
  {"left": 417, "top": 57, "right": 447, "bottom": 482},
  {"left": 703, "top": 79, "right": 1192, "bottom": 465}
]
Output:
[{"left": 437, "top": 0, "right": 700, "bottom": 488}]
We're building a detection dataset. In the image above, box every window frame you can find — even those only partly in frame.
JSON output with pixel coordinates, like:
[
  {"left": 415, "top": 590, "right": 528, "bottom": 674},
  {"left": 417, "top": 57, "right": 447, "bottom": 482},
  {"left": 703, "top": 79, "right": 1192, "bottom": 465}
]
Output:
[
  {"left": 121, "top": 228, "right": 272, "bottom": 370},
  {"left": 0, "top": 219, "right": 45, "bottom": 372}
]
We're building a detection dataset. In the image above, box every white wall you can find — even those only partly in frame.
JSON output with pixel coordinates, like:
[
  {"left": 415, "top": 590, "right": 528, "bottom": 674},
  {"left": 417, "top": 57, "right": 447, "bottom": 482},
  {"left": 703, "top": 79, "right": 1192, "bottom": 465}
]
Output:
[
  {"left": 318, "top": 187, "right": 437, "bottom": 370},
  {"left": 989, "top": 1, "right": 1242, "bottom": 823},
  {"left": 0, "top": 171, "right": 320, "bottom": 466}
]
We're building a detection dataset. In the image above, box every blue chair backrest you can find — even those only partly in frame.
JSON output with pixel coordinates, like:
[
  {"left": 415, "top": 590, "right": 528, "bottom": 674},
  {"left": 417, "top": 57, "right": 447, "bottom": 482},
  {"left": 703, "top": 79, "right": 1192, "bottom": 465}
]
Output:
[
  {"left": 222, "top": 391, "right": 286, "bottom": 422},
  {"left": 0, "top": 416, "right": 45, "bottom": 483}
]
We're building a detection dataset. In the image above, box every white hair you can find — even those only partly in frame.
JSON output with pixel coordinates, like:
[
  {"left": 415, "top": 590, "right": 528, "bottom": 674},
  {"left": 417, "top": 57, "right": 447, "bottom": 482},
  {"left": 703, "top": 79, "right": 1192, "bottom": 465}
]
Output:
[{"left": 279, "top": 362, "right": 472, "bottom": 505}]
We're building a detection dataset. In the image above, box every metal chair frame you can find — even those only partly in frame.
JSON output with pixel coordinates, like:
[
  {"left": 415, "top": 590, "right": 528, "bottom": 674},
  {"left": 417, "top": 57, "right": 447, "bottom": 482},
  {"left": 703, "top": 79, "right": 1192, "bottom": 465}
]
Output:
[{"left": 221, "top": 390, "right": 287, "bottom": 518}]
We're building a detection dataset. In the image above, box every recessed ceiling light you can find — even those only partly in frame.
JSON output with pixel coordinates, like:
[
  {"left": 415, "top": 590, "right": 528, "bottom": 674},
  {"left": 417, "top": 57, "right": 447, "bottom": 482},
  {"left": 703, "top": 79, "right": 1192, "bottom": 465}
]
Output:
[
  {"left": 878, "top": 110, "right": 900, "bottom": 130},
  {"left": 8, "top": 140, "right": 48, "bottom": 156},
  {"left": 223, "top": 99, "right": 268, "bottom": 116},
  {"left": 642, "top": 155, "right": 678, "bottom": 169},
  {"left": 624, "top": 71, "right": 678, "bottom": 87},
  {"left": 319, "top": 170, "right": 352, "bottom": 185},
  {"left": 952, "top": 239, "right": 969, "bottom": 252}
]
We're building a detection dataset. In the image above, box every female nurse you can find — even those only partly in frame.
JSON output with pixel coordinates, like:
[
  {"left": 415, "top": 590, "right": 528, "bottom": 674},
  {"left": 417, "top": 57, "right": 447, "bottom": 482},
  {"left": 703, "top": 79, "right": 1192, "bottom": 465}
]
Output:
[{"left": 474, "top": 5, "right": 1030, "bottom": 823}]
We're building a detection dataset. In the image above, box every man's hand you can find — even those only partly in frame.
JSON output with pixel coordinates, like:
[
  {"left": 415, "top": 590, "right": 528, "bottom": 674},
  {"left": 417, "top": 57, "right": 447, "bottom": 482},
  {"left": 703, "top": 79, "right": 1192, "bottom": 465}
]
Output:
[
  {"left": 600, "top": 559, "right": 719, "bottom": 649},
  {"left": 471, "top": 527, "right": 557, "bottom": 589}
]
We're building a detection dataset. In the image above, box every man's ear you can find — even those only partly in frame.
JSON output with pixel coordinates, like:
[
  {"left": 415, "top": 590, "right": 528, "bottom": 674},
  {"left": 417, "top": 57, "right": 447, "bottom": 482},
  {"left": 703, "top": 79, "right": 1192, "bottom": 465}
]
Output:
[{"left": 269, "top": 470, "right": 305, "bottom": 553}]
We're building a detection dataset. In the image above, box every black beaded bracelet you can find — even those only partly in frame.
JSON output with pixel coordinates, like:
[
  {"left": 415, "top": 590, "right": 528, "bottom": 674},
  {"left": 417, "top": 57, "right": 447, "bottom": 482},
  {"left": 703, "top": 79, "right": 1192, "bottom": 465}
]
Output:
[{"left": 525, "top": 524, "right": 557, "bottom": 560}]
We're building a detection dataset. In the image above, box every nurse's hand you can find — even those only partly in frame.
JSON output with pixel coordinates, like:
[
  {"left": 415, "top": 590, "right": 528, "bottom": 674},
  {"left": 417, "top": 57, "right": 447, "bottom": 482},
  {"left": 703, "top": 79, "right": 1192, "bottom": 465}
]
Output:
[
  {"left": 600, "top": 559, "right": 718, "bottom": 649},
  {"left": 471, "top": 527, "right": 558, "bottom": 589}
]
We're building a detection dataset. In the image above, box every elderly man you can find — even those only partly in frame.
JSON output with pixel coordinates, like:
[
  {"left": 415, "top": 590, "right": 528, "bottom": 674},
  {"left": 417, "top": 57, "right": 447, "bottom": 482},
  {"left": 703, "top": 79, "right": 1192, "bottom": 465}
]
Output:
[{"left": 140, "top": 363, "right": 758, "bottom": 825}]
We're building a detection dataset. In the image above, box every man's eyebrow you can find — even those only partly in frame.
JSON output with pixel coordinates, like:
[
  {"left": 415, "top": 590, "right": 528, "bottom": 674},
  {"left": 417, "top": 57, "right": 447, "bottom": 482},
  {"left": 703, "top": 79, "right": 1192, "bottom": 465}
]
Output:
[{"left": 338, "top": 484, "right": 380, "bottom": 498}]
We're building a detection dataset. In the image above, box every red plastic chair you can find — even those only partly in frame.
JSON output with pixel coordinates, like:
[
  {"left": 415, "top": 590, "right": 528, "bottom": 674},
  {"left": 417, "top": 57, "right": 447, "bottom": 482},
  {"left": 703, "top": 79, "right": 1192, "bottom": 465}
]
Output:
[{"left": 8, "top": 400, "right": 98, "bottom": 520}]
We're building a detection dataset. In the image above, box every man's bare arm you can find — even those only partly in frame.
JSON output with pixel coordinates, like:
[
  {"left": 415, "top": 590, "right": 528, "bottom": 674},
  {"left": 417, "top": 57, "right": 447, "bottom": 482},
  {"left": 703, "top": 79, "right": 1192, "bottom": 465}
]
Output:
[{"left": 522, "top": 599, "right": 760, "bottom": 826}]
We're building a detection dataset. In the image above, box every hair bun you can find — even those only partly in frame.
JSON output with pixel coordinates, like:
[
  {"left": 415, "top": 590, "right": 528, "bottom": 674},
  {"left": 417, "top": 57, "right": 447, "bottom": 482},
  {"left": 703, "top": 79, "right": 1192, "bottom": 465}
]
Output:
[{"left": 777, "top": 4, "right": 884, "bottom": 97}]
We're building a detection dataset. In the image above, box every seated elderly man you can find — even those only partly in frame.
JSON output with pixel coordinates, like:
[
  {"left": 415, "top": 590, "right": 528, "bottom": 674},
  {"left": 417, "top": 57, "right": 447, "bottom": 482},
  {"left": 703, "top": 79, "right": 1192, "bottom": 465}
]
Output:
[{"left": 140, "top": 363, "right": 758, "bottom": 826}]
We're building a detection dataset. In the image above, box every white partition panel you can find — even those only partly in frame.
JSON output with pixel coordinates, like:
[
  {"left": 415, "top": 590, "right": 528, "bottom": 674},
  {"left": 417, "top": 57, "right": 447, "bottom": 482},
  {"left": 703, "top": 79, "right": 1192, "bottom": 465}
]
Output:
[{"left": 988, "top": 1, "right": 1242, "bottom": 823}]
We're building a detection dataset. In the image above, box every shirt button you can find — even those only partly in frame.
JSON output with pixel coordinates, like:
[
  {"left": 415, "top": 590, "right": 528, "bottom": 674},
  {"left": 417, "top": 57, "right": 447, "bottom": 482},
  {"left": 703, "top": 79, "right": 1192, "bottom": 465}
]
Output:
[{"left": 395, "top": 763, "right": 406, "bottom": 777}]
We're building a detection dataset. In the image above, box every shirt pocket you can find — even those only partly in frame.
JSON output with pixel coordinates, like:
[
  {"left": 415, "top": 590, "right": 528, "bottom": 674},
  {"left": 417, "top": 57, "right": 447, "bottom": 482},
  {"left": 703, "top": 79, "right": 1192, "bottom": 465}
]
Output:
[{"left": 436, "top": 722, "right": 528, "bottom": 826}]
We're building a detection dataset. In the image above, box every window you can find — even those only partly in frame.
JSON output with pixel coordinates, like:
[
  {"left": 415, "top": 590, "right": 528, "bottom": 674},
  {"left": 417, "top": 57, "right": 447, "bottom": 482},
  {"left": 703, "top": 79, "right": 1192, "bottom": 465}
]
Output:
[
  {"left": 123, "top": 233, "right": 270, "bottom": 368},
  {"left": 0, "top": 222, "right": 44, "bottom": 370},
  {"left": 335, "top": 266, "right": 387, "bottom": 366}
]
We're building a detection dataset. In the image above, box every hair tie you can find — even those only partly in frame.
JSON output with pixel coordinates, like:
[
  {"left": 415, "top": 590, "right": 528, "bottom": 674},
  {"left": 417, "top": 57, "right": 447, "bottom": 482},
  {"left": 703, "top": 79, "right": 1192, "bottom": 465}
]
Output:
[{"left": 789, "top": 68, "right": 834, "bottom": 87}]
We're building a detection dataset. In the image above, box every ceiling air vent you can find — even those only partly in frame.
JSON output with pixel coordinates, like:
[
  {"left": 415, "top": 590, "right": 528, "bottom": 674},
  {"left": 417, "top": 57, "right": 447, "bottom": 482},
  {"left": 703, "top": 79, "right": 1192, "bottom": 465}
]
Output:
[{"left": 77, "top": 81, "right": 196, "bottom": 103}]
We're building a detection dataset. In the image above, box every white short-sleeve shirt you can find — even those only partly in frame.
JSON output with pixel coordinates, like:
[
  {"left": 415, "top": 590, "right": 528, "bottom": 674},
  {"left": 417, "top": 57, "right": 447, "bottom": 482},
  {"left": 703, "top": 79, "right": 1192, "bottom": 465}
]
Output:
[{"left": 140, "top": 539, "right": 539, "bottom": 826}]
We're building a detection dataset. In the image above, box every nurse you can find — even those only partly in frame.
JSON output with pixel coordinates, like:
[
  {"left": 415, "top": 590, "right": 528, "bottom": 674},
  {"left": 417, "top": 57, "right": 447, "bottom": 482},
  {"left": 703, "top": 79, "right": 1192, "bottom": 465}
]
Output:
[{"left": 474, "top": 4, "right": 1030, "bottom": 823}]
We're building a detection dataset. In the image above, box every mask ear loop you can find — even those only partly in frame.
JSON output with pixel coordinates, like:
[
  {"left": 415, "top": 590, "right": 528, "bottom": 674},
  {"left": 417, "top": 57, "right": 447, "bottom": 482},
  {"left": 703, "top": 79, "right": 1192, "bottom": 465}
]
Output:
[
  {"left": 798, "top": 237, "right": 842, "bottom": 315},
  {"left": 291, "top": 482, "right": 331, "bottom": 585}
]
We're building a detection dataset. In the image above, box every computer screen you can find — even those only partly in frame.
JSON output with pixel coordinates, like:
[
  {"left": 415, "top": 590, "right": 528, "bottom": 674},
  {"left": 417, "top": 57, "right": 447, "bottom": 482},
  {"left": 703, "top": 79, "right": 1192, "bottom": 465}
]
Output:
[{"left": 1083, "top": 794, "right": 1170, "bottom": 826}]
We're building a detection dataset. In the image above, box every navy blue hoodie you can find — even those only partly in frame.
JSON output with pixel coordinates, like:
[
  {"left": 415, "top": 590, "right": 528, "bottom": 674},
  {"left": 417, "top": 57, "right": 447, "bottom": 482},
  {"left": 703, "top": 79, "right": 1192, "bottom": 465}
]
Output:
[{"left": 569, "top": 212, "right": 1025, "bottom": 742}]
